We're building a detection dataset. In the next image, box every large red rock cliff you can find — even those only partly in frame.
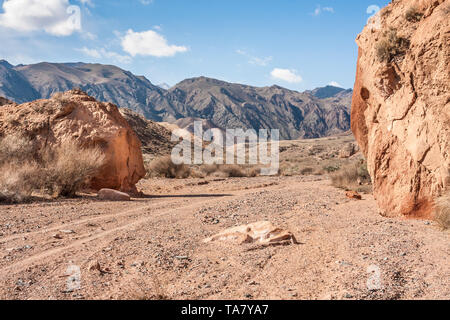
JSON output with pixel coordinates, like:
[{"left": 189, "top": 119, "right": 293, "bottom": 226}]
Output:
[
  {"left": 0, "top": 90, "right": 146, "bottom": 193},
  {"left": 351, "top": 0, "right": 450, "bottom": 217}
]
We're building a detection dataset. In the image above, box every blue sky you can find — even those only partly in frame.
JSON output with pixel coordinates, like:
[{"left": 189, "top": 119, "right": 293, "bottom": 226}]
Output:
[{"left": 0, "top": 0, "right": 390, "bottom": 91}]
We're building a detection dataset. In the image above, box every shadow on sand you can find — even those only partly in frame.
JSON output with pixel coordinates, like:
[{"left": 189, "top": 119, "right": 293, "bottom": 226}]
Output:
[{"left": 136, "top": 193, "right": 233, "bottom": 199}]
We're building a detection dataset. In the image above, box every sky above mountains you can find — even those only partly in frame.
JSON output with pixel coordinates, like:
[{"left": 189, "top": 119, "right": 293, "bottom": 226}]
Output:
[{"left": 0, "top": 0, "right": 390, "bottom": 91}]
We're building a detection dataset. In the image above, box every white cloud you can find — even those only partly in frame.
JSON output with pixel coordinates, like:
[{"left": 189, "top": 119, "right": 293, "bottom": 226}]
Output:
[
  {"left": 139, "top": 0, "right": 153, "bottom": 5},
  {"left": 78, "top": 46, "right": 101, "bottom": 58},
  {"left": 329, "top": 81, "right": 343, "bottom": 88},
  {"left": 0, "top": 0, "right": 82, "bottom": 36},
  {"left": 78, "top": 47, "right": 132, "bottom": 64},
  {"left": 236, "top": 49, "right": 272, "bottom": 67},
  {"left": 121, "top": 29, "right": 188, "bottom": 57},
  {"left": 270, "top": 68, "right": 302, "bottom": 83},
  {"left": 81, "top": 31, "right": 97, "bottom": 40},
  {"left": 312, "top": 5, "right": 334, "bottom": 16}
]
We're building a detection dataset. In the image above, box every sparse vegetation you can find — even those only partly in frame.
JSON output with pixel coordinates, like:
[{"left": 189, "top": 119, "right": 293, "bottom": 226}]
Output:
[
  {"left": 145, "top": 156, "right": 261, "bottom": 179},
  {"left": 434, "top": 193, "right": 450, "bottom": 230},
  {"left": 331, "top": 161, "right": 372, "bottom": 193},
  {"left": 40, "top": 140, "right": 105, "bottom": 197},
  {"left": 0, "top": 134, "right": 105, "bottom": 203},
  {"left": 405, "top": 7, "right": 423, "bottom": 22},
  {"left": 146, "top": 155, "right": 191, "bottom": 179},
  {"left": 376, "top": 28, "right": 410, "bottom": 63}
]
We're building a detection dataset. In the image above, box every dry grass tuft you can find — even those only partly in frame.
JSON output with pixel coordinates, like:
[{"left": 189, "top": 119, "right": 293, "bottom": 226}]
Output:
[
  {"left": 146, "top": 156, "right": 191, "bottom": 179},
  {"left": 434, "top": 193, "right": 450, "bottom": 230},
  {"left": 0, "top": 134, "right": 105, "bottom": 202},
  {"left": 405, "top": 7, "right": 423, "bottom": 22},
  {"left": 331, "top": 161, "right": 372, "bottom": 193},
  {"left": 376, "top": 28, "right": 410, "bottom": 63},
  {"left": 146, "top": 156, "right": 261, "bottom": 179},
  {"left": 40, "top": 140, "right": 105, "bottom": 197},
  {"left": 217, "top": 164, "right": 246, "bottom": 178},
  {"left": 0, "top": 133, "right": 35, "bottom": 164}
]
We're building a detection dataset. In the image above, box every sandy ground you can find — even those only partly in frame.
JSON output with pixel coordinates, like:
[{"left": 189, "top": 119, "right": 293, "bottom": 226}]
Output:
[{"left": 0, "top": 175, "right": 448, "bottom": 300}]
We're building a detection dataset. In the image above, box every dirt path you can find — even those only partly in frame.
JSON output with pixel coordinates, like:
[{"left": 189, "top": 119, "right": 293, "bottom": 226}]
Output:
[{"left": 0, "top": 176, "right": 448, "bottom": 300}]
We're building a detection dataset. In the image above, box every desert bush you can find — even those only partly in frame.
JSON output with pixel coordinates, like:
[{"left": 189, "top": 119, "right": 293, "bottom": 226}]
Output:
[
  {"left": 200, "top": 164, "right": 220, "bottom": 176},
  {"left": 331, "top": 161, "right": 372, "bottom": 192},
  {"left": 146, "top": 156, "right": 261, "bottom": 179},
  {"left": 0, "top": 135, "right": 105, "bottom": 202},
  {"left": 146, "top": 156, "right": 191, "bottom": 179},
  {"left": 218, "top": 164, "right": 246, "bottom": 178},
  {"left": 40, "top": 140, "right": 105, "bottom": 197},
  {"left": 405, "top": 7, "right": 423, "bottom": 22},
  {"left": 0, "top": 134, "right": 34, "bottom": 164},
  {"left": 199, "top": 163, "right": 260, "bottom": 178},
  {"left": 323, "top": 165, "right": 340, "bottom": 173},
  {"left": 0, "top": 163, "right": 40, "bottom": 203},
  {"left": 300, "top": 167, "right": 314, "bottom": 175},
  {"left": 376, "top": 28, "right": 410, "bottom": 63},
  {"left": 434, "top": 193, "right": 450, "bottom": 230}
]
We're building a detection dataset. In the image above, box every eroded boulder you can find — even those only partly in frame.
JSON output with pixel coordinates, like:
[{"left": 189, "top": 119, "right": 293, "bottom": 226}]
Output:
[
  {"left": 0, "top": 89, "right": 146, "bottom": 193},
  {"left": 204, "top": 221, "right": 297, "bottom": 245},
  {"left": 351, "top": 0, "right": 450, "bottom": 217}
]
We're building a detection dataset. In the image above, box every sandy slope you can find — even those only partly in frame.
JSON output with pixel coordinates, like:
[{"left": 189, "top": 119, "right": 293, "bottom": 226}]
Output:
[{"left": 0, "top": 176, "right": 448, "bottom": 300}]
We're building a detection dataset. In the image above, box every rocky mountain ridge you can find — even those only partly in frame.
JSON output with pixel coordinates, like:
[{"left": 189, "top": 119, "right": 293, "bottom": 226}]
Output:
[{"left": 0, "top": 60, "right": 352, "bottom": 140}]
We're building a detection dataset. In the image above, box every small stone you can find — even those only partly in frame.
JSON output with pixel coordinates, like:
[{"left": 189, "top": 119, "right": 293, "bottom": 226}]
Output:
[
  {"left": 88, "top": 260, "right": 101, "bottom": 272},
  {"left": 346, "top": 191, "right": 362, "bottom": 200},
  {"left": 53, "top": 233, "right": 63, "bottom": 239},
  {"left": 60, "top": 230, "right": 75, "bottom": 234},
  {"left": 98, "top": 189, "right": 131, "bottom": 201}
]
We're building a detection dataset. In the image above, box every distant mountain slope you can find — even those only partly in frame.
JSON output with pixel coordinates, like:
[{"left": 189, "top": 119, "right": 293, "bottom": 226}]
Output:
[
  {"left": 309, "top": 85, "right": 346, "bottom": 99},
  {"left": 119, "top": 108, "right": 175, "bottom": 156},
  {"left": 0, "top": 60, "right": 40, "bottom": 103},
  {"left": 164, "top": 77, "right": 352, "bottom": 139},
  {"left": 0, "top": 60, "right": 352, "bottom": 140}
]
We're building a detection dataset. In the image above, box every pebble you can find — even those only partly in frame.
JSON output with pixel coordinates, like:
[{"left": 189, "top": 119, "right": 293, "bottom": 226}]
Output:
[{"left": 60, "top": 230, "right": 76, "bottom": 234}]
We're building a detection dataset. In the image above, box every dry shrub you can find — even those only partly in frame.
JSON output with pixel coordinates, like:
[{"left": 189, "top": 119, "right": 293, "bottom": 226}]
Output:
[
  {"left": 0, "top": 133, "right": 34, "bottom": 164},
  {"left": 40, "top": 140, "right": 105, "bottom": 197},
  {"left": 376, "top": 28, "right": 410, "bottom": 63},
  {"left": 405, "top": 7, "right": 423, "bottom": 22},
  {"left": 199, "top": 163, "right": 259, "bottom": 178},
  {"left": 146, "top": 156, "right": 191, "bottom": 179},
  {"left": 200, "top": 164, "right": 220, "bottom": 176},
  {"left": 300, "top": 167, "right": 314, "bottom": 175},
  {"left": 434, "top": 193, "right": 450, "bottom": 230},
  {"left": 0, "top": 134, "right": 105, "bottom": 202},
  {"left": 218, "top": 164, "right": 246, "bottom": 178},
  {"left": 331, "top": 161, "right": 372, "bottom": 193},
  {"left": 146, "top": 156, "right": 261, "bottom": 179},
  {"left": 0, "top": 163, "right": 40, "bottom": 203}
]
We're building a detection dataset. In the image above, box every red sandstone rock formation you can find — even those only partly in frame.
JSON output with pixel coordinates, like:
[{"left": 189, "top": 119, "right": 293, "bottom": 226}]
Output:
[
  {"left": 0, "top": 90, "right": 146, "bottom": 193},
  {"left": 351, "top": 0, "right": 450, "bottom": 217}
]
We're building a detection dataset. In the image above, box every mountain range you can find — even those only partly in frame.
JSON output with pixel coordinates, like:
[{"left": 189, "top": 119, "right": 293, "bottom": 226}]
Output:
[{"left": 0, "top": 60, "right": 352, "bottom": 140}]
